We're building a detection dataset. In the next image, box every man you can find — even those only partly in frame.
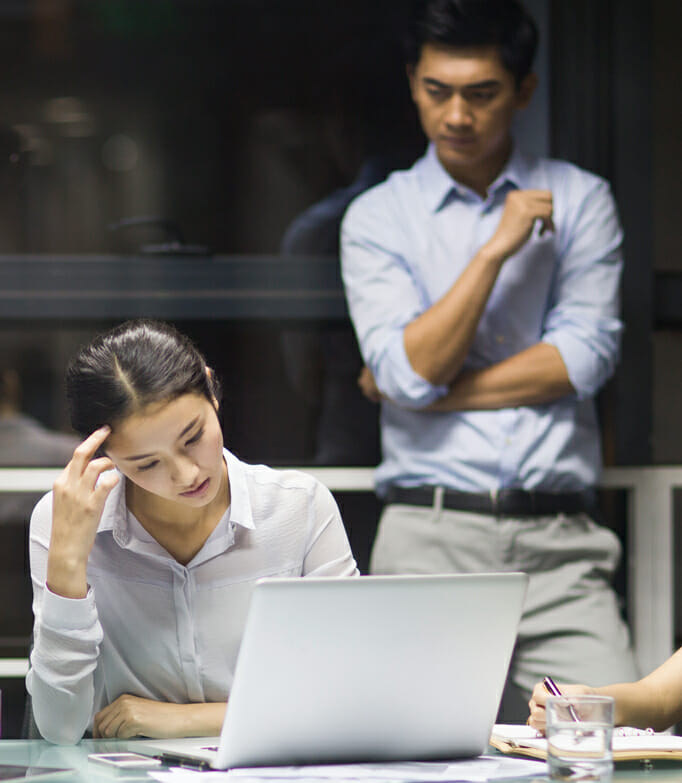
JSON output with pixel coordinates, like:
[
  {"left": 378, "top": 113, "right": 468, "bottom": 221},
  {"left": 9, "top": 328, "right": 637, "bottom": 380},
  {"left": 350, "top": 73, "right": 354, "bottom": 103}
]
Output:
[{"left": 340, "top": 0, "right": 638, "bottom": 717}]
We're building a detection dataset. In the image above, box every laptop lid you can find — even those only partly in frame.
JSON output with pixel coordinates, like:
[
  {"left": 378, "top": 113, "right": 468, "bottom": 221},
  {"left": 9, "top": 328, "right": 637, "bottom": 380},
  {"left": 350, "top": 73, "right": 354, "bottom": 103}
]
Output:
[{"left": 194, "top": 571, "right": 526, "bottom": 768}]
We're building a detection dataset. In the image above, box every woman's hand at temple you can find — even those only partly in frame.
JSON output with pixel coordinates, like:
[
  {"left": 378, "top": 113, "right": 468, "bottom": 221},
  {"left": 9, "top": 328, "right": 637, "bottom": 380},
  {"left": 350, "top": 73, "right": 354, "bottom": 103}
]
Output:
[{"left": 46, "top": 426, "right": 120, "bottom": 599}]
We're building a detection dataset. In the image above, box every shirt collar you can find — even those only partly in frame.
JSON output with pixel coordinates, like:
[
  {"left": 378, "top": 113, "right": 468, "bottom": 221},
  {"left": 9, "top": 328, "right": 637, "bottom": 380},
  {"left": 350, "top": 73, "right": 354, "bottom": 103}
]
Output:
[
  {"left": 222, "top": 448, "right": 256, "bottom": 531},
  {"left": 418, "top": 141, "right": 532, "bottom": 212},
  {"left": 98, "top": 447, "right": 256, "bottom": 549},
  {"left": 495, "top": 144, "right": 531, "bottom": 192}
]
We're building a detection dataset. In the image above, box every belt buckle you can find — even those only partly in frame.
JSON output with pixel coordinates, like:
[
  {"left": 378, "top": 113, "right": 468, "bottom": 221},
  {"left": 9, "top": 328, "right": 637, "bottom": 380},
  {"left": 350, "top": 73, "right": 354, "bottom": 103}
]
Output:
[
  {"left": 489, "top": 488, "right": 499, "bottom": 516},
  {"left": 433, "top": 486, "right": 444, "bottom": 512}
]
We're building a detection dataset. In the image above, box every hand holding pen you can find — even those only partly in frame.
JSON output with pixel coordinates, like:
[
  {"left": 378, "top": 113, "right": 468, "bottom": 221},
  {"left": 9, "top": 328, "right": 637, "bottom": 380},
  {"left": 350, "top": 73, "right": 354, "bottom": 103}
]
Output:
[{"left": 543, "top": 676, "right": 581, "bottom": 723}]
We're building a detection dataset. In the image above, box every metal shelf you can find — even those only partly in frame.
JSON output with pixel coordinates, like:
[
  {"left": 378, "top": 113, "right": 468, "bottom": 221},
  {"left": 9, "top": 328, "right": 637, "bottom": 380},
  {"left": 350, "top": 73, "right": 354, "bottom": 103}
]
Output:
[{"left": 0, "top": 254, "right": 348, "bottom": 321}]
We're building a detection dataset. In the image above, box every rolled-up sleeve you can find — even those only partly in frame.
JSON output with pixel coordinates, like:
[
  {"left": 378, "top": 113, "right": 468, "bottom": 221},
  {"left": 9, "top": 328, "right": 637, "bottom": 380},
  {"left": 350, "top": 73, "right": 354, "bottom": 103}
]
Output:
[
  {"left": 341, "top": 191, "right": 448, "bottom": 408},
  {"left": 542, "top": 178, "right": 624, "bottom": 399}
]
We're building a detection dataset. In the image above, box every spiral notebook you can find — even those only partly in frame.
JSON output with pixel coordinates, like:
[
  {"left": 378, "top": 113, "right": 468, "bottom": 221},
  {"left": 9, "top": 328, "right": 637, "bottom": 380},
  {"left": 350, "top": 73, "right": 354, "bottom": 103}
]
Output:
[{"left": 491, "top": 724, "right": 682, "bottom": 762}]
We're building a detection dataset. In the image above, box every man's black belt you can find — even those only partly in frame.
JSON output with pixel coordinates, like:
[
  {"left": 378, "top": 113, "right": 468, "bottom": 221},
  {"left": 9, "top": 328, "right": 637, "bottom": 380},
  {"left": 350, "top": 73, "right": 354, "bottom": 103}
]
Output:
[{"left": 385, "top": 486, "right": 595, "bottom": 516}]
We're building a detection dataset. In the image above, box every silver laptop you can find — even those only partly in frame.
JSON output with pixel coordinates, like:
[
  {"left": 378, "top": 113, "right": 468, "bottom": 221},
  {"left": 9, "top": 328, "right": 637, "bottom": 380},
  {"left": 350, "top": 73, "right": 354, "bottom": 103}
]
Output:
[{"left": 143, "top": 572, "right": 528, "bottom": 769}]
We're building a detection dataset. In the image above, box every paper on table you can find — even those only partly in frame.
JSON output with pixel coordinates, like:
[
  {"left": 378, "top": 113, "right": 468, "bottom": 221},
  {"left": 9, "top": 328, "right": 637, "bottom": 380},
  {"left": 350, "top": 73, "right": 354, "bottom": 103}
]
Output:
[
  {"left": 232, "top": 758, "right": 546, "bottom": 781},
  {"left": 149, "top": 756, "right": 546, "bottom": 783}
]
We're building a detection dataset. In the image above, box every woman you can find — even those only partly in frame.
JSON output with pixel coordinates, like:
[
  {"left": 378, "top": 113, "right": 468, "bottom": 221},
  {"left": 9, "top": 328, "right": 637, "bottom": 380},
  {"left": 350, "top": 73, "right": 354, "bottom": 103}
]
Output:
[
  {"left": 528, "top": 648, "right": 682, "bottom": 733},
  {"left": 27, "top": 319, "right": 358, "bottom": 744}
]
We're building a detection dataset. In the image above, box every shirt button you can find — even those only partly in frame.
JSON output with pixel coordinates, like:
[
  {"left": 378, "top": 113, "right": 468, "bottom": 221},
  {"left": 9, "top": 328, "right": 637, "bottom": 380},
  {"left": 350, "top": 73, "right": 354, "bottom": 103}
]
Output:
[{"left": 495, "top": 335, "right": 505, "bottom": 344}]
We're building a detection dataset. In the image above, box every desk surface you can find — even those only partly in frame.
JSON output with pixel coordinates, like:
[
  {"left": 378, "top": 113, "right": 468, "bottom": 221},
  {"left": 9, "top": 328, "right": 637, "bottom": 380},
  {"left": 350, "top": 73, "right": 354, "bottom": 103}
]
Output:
[{"left": 0, "top": 739, "right": 681, "bottom": 782}]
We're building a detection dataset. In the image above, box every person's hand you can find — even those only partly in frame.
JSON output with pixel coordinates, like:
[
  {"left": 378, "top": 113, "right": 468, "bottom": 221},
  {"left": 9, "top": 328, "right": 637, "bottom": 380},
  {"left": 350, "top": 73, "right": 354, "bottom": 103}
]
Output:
[
  {"left": 484, "top": 189, "right": 555, "bottom": 262},
  {"left": 358, "top": 366, "right": 383, "bottom": 403},
  {"left": 47, "top": 426, "right": 120, "bottom": 599},
  {"left": 528, "top": 681, "right": 597, "bottom": 734},
  {"left": 93, "top": 694, "right": 227, "bottom": 739},
  {"left": 94, "top": 695, "right": 182, "bottom": 739}
]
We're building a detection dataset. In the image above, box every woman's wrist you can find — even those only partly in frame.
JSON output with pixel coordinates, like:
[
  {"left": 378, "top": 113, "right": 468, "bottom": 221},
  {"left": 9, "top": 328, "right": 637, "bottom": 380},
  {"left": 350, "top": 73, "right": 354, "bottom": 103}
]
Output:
[
  {"left": 46, "top": 556, "right": 89, "bottom": 599},
  {"left": 181, "top": 702, "right": 227, "bottom": 737}
]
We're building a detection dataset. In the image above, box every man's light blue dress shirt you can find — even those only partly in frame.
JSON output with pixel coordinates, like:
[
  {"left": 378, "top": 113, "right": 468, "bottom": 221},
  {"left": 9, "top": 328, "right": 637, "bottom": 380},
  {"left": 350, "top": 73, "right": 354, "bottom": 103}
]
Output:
[{"left": 341, "top": 143, "right": 623, "bottom": 496}]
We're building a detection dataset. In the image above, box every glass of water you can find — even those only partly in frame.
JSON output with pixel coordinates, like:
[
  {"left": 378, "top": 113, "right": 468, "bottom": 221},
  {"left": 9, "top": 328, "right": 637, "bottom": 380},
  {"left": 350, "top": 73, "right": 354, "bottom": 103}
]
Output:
[{"left": 545, "top": 695, "right": 615, "bottom": 782}]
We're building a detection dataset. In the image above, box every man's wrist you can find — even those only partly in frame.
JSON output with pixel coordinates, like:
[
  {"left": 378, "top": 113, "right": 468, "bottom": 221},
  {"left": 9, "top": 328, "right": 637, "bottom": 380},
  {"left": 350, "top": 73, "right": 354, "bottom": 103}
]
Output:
[{"left": 475, "top": 240, "right": 508, "bottom": 268}]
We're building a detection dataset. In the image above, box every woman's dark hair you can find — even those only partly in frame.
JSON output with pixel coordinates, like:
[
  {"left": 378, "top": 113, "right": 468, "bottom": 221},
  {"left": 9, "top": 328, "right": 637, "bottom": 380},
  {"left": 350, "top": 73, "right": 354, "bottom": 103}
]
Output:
[
  {"left": 405, "top": 0, "right": 539, "bottom": 86},
  {"left": 66, "top": 319, "right": 221, "bottom": 437}
]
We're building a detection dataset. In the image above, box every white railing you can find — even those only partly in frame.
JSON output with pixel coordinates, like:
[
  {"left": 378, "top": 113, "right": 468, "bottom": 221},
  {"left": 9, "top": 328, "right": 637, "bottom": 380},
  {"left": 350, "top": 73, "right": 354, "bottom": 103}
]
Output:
[
  {"left": 1, "top": 466, "right": 680, "bottom": 680},
  {"left": 599, "top": 467, "right": 681, "bottom": 678}
]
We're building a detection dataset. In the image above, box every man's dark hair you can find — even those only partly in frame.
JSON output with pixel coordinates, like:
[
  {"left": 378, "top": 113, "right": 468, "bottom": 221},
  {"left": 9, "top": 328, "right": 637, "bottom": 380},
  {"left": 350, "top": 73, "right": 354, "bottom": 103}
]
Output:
[
  {"left": 66, "top": 319, "right": 221, "bottom": 437},
  {"left": 406, "top": 0, "right": 539, "bottom": 85}
]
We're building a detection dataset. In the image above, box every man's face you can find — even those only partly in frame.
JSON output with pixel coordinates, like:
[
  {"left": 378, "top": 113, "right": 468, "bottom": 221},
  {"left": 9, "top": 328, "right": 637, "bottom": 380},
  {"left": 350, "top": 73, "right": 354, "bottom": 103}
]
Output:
[{"left": 409, "top": 44, "right": 536, "bottom": 189}]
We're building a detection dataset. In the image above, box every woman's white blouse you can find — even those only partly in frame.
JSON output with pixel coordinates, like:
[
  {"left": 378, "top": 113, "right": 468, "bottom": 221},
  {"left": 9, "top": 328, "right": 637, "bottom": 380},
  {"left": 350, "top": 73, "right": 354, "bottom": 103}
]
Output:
[{"left": 27, "top": 448, "right": 359, "bottom": 744}]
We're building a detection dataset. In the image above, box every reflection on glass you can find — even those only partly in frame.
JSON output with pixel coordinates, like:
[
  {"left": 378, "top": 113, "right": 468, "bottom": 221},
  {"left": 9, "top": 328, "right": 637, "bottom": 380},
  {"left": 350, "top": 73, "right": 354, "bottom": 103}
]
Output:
[
  {"left": 0, "top": 0, "right": 420, "bottom": 255},
  {"left": 277, "top": 36, "right": 422, "bottom": 465}
]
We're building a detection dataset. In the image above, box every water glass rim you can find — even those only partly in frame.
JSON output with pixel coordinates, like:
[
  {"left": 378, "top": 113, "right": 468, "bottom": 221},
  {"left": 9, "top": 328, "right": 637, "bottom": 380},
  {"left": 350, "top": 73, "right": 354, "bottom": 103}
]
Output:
[{"left": 545, "top": 694, "right": 615, "bottom": 704}]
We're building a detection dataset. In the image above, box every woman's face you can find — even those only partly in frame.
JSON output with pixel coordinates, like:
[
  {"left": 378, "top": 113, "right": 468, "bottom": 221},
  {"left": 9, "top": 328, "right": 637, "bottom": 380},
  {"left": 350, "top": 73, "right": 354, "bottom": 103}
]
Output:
[{"left": 104, "top": 392, "right": 225, "bottom": 508}]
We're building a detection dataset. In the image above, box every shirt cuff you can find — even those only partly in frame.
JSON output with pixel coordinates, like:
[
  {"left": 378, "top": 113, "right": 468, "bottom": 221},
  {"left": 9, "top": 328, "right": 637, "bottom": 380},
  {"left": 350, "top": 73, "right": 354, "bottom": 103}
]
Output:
[
  {"left": 378, "top": 336, "right": 448, "bottom": 408},
  {"left": 41, "top": 584, "right": 99, "bottom": 631},
  {"left": 543, "top": 332, "right": 615, "bottom": 399}
]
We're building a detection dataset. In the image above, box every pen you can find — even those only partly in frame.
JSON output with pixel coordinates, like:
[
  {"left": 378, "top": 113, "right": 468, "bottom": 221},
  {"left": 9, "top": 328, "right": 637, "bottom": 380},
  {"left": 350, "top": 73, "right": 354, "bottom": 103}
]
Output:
[
  {"left": 543, "top": 676, "right": 581, "bottom": 723},
  {"left": 153, "top": 753, "right": 212, "bottom": 771}
]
